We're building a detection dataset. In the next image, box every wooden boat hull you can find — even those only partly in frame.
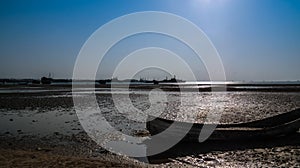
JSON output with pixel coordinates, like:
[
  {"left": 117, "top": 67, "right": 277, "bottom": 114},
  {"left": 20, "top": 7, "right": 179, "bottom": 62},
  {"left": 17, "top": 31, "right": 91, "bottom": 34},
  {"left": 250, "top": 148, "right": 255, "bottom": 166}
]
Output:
[{"left": 146, "top": 109, "right": 300, "bottom": 142}]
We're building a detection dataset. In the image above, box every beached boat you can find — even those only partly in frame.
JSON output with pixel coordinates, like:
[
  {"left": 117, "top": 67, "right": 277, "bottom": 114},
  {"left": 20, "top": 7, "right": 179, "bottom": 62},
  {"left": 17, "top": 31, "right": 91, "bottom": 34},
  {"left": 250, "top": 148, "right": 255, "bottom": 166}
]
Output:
[{"left": 146, "top": 109, "right": 300, "bottom": 142}]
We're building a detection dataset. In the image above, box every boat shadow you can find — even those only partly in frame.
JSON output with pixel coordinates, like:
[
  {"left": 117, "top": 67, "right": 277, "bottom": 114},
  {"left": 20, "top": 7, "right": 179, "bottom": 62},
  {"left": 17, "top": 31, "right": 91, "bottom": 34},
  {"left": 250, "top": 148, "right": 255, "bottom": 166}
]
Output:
[{"left": 143, "top": 132, "right": 300, "bottom": 164}]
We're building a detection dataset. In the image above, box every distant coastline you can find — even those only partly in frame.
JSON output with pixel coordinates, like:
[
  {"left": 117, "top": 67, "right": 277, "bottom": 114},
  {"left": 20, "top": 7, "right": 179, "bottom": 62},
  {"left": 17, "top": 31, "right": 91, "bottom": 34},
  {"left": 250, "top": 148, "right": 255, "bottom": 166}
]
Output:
[
  {"left": 1, "top": 77, "right": 300, "bottom": 86},
  {"left": 1, "top": 77, "right": 300, "bottom": 93}
]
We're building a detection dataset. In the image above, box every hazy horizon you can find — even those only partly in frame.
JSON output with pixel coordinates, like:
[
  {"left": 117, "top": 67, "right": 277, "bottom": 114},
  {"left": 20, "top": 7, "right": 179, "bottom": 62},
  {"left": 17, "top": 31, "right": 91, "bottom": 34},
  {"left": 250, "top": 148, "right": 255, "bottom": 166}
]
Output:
[{"left": 1, "top": 0, "right": 300, "bottom": 81}]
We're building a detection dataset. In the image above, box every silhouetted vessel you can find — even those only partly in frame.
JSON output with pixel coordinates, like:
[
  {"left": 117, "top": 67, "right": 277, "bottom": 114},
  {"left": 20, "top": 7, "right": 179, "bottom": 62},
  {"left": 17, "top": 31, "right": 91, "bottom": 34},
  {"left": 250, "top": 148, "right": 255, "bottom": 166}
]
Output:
[
  {"left": 41, "top": 77, "right": 53, "bottom": 84},
  {"left": 146, "top": 109, "right": 300, "bottom": 142},
  {"left": 158, "top": 75, "right": 185, "bottom": 84}
]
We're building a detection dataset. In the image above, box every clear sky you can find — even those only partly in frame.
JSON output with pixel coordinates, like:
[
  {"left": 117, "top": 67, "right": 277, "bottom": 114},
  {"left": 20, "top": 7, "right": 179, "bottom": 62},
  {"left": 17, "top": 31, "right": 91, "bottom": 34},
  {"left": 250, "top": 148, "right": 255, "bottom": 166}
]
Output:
[{"left": 0, "top": 0, "right": 299, "bottom": 81}]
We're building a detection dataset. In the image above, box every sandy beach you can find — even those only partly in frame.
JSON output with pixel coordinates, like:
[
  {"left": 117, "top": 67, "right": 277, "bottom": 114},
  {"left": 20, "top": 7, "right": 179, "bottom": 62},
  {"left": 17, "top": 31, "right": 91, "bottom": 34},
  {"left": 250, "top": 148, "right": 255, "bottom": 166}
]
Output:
[
  {"left": 0, "top": 85, "right": 299, "bottom": 167},
  {"left": 1, "top": 0, "right": 300, "bottom": 167}
]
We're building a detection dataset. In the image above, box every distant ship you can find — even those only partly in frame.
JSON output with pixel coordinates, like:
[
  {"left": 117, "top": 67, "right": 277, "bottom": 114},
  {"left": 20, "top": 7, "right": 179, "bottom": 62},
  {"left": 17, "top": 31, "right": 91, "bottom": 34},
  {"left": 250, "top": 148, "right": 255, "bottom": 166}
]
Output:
[
  {"left": 138, "top": 75, "right": 185, "bottom": 84},
  {"left": 41, "top": 77, "right": 53, "bottom": 84},
  {"left": 159, "top": 75, "right": 185, "bottom": 83}
]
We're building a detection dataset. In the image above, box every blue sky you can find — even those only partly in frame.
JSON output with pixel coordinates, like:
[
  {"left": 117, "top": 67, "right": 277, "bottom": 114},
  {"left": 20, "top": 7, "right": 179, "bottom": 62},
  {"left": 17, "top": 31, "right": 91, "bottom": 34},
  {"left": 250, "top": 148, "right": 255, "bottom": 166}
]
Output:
[{"left": 0, "top": 0, "right": 299, "bottom": 81}]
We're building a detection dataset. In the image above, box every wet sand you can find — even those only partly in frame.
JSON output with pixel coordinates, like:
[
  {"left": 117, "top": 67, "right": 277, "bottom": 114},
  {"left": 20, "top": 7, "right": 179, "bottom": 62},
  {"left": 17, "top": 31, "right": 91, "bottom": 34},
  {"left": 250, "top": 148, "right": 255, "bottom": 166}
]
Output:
[
  {"left": 0, "top": 133, "right": 150, "bottom": 168},
  {"left": 0, "top": 149, "right": 149, "bottom": 168},
  {"left": 0, "top": 85, "right": 299, "bottom": 167}
]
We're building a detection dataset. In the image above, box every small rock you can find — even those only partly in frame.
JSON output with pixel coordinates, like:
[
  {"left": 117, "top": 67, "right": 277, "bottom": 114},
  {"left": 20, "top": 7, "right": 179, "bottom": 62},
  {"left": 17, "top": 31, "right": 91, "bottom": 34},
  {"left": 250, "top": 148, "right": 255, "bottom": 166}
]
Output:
[
  {"left": 203, "top": 157, "right": 216, "bottom": 162},
  {"left": 134, "top": 130, "right": 150, "bottom": 137},
  {"left": 36, "top": 147, "right": 51, "bottom": 152},
  {"left": 274, "top": 148, "right": 282, "bottom": 152},
  {"left": 217, "top": 153, "right": 226, "bottom": 158},
  {"left": 9, "top": 119, "right": 13, "bottom": 121},
  {"left": 254, "top": 148, "right": 265, "bottom": 153},
  {"left": 96, "top": 148, "right": 109, "bottom": 154}
]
